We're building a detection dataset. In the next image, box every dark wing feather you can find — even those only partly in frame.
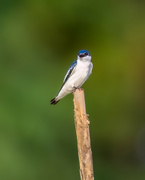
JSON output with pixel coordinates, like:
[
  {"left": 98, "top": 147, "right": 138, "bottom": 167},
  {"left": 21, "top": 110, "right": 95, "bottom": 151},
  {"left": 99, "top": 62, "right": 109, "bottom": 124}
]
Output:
[
  {"left": 63, "top": 61, "right": 77, "bottom": 83},
  {"left": 58, "top": 60, "right": 77, "bottom": 92},
  {"left": 50, "top": 61, "right": 77, "bottom": 105}
]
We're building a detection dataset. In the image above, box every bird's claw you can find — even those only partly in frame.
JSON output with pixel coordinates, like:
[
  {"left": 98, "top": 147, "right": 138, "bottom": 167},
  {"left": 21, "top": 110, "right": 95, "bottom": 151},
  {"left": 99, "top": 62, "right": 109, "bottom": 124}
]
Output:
[{"left": 73, "top": 87, "right": 83, "bottom": 92}]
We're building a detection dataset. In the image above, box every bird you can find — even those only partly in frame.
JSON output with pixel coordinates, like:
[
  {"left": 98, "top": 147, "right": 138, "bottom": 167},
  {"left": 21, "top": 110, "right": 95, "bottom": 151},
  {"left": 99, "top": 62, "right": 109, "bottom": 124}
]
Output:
[{"left": 50, "top": 50, "right": 93, "bottom": 105}]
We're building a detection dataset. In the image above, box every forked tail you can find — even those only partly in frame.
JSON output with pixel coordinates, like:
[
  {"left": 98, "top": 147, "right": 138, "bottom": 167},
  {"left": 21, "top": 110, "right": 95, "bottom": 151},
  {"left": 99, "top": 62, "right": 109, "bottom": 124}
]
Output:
[{"left": 50, "top": 97, "right": 60, "bottom": 105}]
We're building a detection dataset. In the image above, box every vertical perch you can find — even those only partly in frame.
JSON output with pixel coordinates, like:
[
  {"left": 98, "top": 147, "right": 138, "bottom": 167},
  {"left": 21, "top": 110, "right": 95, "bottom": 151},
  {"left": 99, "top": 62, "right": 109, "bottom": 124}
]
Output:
[{"left": 73, "top": 89, "right": 94, "bottom": 180}]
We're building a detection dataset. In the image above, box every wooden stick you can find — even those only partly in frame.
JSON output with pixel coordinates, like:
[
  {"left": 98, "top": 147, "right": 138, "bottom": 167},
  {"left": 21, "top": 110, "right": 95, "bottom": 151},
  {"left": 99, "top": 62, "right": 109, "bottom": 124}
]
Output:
[{"left": 73, "top": 89, "right": 94, "bottom": 180}]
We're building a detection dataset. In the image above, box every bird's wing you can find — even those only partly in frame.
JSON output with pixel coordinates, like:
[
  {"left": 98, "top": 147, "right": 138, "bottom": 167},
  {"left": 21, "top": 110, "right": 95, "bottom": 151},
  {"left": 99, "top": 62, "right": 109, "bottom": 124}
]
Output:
[
  {"left": 63, "top": 60, "right": 77, "bottom": 83},
  {"left": 57, "top": 61, "right": 77, "bottom": 93}
]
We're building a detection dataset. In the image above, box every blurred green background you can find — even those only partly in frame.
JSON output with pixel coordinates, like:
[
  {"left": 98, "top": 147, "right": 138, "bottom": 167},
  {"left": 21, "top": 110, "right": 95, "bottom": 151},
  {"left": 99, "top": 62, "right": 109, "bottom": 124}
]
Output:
[{"left": 0, "top": 0, "right": 145, "bottom": 179}]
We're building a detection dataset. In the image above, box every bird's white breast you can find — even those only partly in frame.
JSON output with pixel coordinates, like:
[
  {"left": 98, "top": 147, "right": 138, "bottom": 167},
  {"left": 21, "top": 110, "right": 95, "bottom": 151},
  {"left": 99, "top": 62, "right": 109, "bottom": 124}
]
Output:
[
  {"left": 56, "top": 57, "right": 92, "bottom": 100},
  {"left": 66, "top": 59, "right": 92, "bottom": 89}
]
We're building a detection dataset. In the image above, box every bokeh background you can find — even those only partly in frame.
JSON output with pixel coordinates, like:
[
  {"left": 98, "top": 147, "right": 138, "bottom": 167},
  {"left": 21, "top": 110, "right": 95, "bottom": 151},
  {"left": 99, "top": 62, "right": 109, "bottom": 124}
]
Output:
[{"left": 1, "top": 0, "right": 145, "bottom": 179}]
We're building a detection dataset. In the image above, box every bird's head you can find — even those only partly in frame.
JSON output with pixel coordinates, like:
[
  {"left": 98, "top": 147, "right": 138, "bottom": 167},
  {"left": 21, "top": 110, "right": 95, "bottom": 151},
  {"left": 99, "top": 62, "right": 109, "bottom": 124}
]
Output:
[{"left": 78, "top": 50, "right": 91, "bottom": 61}]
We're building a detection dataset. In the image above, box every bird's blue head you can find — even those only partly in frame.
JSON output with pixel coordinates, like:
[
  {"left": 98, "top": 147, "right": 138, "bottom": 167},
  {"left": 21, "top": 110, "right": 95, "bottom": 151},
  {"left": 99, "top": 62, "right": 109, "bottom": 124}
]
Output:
[{"left": 78, "top": 50, "right": 91, "bottom": 61}]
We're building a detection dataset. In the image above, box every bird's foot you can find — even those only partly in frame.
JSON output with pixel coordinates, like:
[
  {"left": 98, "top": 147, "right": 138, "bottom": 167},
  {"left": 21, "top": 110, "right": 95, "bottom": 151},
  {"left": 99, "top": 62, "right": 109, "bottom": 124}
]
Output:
[{"left": 73, "top": 87, "right": 83, "bottom": 92}]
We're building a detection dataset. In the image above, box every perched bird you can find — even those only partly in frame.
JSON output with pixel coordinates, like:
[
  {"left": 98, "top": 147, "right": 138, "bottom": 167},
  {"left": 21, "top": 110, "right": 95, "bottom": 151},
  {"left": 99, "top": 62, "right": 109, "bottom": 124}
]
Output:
[{"left": 50, "top": 50, "right": 93, "bottom": 105}]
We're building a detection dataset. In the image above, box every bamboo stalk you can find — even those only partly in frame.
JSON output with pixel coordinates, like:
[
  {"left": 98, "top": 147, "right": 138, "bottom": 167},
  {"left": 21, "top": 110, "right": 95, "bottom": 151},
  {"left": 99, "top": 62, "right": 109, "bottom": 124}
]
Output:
[{"left": 73, "top": 88, "right": 94, "bottom": 180}]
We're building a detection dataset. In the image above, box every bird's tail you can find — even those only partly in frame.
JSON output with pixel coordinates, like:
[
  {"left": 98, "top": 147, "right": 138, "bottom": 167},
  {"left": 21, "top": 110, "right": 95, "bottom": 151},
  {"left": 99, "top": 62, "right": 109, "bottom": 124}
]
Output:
[{"left": 50, "top": 97, "right": 60, "bottom": 105}]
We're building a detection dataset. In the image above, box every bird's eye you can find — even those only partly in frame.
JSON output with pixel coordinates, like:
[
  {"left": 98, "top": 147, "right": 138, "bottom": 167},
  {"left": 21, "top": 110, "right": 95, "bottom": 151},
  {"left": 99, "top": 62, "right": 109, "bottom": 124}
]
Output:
[{"left": 85, "top": 52, "right": 88, "bottom": 55}]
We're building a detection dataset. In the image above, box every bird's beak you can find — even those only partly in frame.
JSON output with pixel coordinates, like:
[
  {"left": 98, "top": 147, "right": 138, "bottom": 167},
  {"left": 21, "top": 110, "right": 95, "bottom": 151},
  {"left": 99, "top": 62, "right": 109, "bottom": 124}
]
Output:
[{"left": 79, "top": 54, "right": 85, "bottom": 58}]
